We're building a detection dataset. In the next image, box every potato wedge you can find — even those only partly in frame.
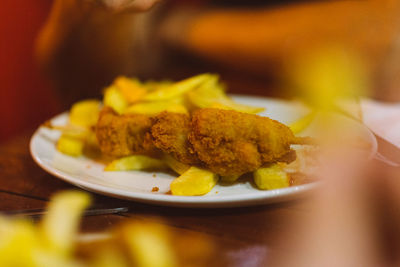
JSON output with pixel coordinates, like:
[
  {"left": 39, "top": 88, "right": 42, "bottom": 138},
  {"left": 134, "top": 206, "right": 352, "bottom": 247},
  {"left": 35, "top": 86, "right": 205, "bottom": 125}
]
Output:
[
  {"left": 170, "top": 167, "right": 218, "bottom": 196},
  {"left": 105, "top": 155, "right": 167, "bottom": 171},
  {"left": 163, "top": 154, "right": 190, "bottom": 175},
  {"left": 56, "top": 134, "right": 84, "bottom": 157},
  {"left": 125, "top": 102, "right": 188, "bottom": 115},
  {"left": 253, "top": 164, "right": 289, "bottom": 190},
  {"left": 187, "top": 79, "right": 264, "bottom": 114},
  {"left": 114, "top": 76, "right": 147, "bottom": 103},
  {"left": 209, "top": 100, "right": 265, "bottom": 114},
  {"left": 103, "top": 86, "right": 128, "bottom": 114},
  {"left": 143, "top": 73, "right": 210, "bottom": 101},
  {"left": 69, "top": 99, "right": 101, "bottom": 128}
]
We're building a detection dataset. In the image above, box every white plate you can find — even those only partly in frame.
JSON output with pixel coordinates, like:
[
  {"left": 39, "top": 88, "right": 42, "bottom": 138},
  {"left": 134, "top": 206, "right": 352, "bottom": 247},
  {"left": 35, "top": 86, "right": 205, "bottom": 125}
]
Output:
[{"left": 30, "top": 96, "right": 376, "bottom": 208}]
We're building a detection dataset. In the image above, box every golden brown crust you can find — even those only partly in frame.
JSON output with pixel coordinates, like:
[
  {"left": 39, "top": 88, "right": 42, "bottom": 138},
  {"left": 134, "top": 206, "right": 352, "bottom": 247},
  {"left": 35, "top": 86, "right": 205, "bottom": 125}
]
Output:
[
  {"left": 95, "top": 107, "right": 158, "bottom": 158},
  {"left": 151, "top": 112, "right": 199, "bottom": 165},
  {"left": 96, "top": 108, "right": 297, "bottom": 176},
  {"left": 188, "top": 108, "right": 296, "bottom": 176}
]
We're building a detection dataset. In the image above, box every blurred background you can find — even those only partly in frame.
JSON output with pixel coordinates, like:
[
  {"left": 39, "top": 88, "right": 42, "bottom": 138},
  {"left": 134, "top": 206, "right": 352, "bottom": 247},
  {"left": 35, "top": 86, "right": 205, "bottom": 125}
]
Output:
[{"left": 1, "top": 0, "right": 399, "bottom": 142}]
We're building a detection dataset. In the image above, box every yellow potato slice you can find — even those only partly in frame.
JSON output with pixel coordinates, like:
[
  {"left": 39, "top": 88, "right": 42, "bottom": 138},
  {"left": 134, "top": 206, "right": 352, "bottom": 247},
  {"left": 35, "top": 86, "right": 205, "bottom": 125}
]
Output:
[
  {"left": 163, "top": 154, "right": 190, "bottom": 175},
  {"left": 103, "top": 86, "right": 128, "bottom": 114},
  {"left": 56, "top": 134, "right": 84, "bottom": 157},
  {"left": 114, "top": 76, "right": 147, "bottom": 103},
  {"left": 125, "top": 102, "right": 188, "bottom": 116},
  {"left": 187, "top": 79, "right": 264, "bottom": 114},
  {"left": 143, "top": 73, "right": 211, "bottom": 101},
  {"left": 40, "top": 191, "right": 91, "bottom": 256},
  {"left": 210, "top": 100, "right": 265, "bottom": 114},
  {"left": 69, "top": 99, "right": 101, "bottom": 128},
  {"left": 105, "top": 155, "right": 167, "bottom": 171},
  {"left": 289, "top": 111, "right": 316, "bottom": 134},
  {"left": 253, "top": 164, "right": 289, "bottom": 190},
  {"left": 170, "top": 167, "right": 218, "bottom": 196}
]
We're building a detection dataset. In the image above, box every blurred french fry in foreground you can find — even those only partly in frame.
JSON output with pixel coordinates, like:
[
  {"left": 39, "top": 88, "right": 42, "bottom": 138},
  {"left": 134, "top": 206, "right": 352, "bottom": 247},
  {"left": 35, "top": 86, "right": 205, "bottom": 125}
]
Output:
[
  {"left": 170, "top": 167, "right": 218, "bottom": 196},
  {"left": 105, "top": 155, "right": 167, "bottom": 171},
  {"left": 254, "top": 164, "right": 289, "bottom": 190},
  {"left": 288, "top": 47, "right": 368, "bottom": 114},
  {"left": 118, "top": 221, "right": 177, "bottom": 267},
  {"left": 40, "top": 191, "right": 91, "bottom": 256}
]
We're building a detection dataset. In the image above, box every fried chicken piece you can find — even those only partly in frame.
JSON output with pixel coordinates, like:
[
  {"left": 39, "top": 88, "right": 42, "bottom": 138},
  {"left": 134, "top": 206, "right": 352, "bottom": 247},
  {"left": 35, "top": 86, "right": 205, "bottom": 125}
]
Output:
[
  {"left": 151, "top": 112, "right": 199, "bottom": 165},
  {"left": 95, "top": 107, "right": 157, "bottom": 157},
  {"left": 150, "top": 109, "right": 298, "bottom": 176},
  {"left": 96, "top": 107, "right": 301, "bottom": 176},
  {"left": 188, "top": 109, "right": 297, "bottom": 175}
]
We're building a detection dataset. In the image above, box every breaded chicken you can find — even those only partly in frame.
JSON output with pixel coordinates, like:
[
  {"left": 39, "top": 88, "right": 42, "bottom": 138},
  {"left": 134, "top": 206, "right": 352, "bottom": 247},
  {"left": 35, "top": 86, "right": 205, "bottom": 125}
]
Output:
[
  {"left": 96, "top": 107, "right": 157, "bottom": 157},
  {"left": 187, "top": 109, "right": 296, "bottom": 175},
  {"left": 96, "top": 107, "right": 301, "bottom": 176},
  {"left": 151, "top": 112, "right": 199, "bottom": 165}
]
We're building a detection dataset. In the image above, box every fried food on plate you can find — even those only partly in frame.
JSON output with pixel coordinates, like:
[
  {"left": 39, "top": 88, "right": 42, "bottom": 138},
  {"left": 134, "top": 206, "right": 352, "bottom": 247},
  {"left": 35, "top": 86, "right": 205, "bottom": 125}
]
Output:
[
  {"left": 151, "top": 112, "right": 199, "bottom": 165},
  {"left": 96, "top": 107, "right": 157, "bottom": 157},
  {"left": 187, "top": 108, "right": 297, "bottom": 176},
  {"left": 96, "top": 107, "right": 303, "bottom": 176}
]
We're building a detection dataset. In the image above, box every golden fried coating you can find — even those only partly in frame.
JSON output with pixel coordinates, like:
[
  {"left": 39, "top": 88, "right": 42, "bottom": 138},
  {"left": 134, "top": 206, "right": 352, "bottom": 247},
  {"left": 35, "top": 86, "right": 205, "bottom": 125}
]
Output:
[
  {"left": 188, "top": 109, "right": 296, "bottom": 176},
  {"left": 96, "top": 107, "right": 299, "bottom": 176},
  {"left": 151, "top": 112, "right": 199, "bottom": 165},
  {"left": 95, "top": 107, "right": 157, "bottom": 158}
]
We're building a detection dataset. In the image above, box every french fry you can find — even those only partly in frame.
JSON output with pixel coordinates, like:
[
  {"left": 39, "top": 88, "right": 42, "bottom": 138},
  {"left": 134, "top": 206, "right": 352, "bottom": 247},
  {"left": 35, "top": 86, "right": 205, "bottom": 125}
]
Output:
[
  {"left": 187, "top": 78, "right": 264, "bottom": 114},
  {"left": 163, "top": 154, "right": 190, "bottom": 175},
  {"left": 289, "top": 111, "right": 316, "bottom": 134},
  {"left": 114, "top": 76, "right": 147, "bottom": 103},
  {"left": 69, "top": 99, "right": 101, "bottom": 128},
  {"left": 125, "top": 102, "right": 188, "bottom": 115},
  {"left": 143, "top": 73, "right": 210, "bottom": 101},
  {"left": 118, "top": 221, "right": 177, "bottom": 267},
  {"left": 56, "top": 134, "right": 85, "bottom": 157},
  {"left": 103, "top": 86, "right": 128, "bottom": 114},
  {"left": 170, "top": 167, "right": 218, "bottom": 196},
  {"left": 209, "top": 100, "right": 265, "bottom": 114},
  {"left": 40, "top": 191, "right": 91, "bottom": 256},
  {"left": 253, "top": 164, "right": 289, "bottom": 190},
  {"left": 0, "top": 217, "right": 39, "bottom": 267},
  {"left": 105, "top": 155, "right": 167, "bottom": 171}
]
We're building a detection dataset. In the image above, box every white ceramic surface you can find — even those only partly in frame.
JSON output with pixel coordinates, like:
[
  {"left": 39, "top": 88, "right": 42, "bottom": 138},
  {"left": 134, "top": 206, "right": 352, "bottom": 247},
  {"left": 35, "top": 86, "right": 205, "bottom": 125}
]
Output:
[{"left": 30, "top": 96, "right": 376, "bottom": 208}]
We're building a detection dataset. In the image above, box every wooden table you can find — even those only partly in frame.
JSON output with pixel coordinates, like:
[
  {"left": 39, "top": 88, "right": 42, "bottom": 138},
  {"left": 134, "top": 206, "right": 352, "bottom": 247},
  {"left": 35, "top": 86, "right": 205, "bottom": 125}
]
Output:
[{"left": 0, "top": 129, "right": 312, "bottom": 266}]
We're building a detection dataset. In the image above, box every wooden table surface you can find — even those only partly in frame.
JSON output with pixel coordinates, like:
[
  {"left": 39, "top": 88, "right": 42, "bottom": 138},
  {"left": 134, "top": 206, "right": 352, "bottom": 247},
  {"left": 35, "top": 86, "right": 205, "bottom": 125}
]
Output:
[{"left": 0, "top": 129, "right": 313, "bottom": 266}]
